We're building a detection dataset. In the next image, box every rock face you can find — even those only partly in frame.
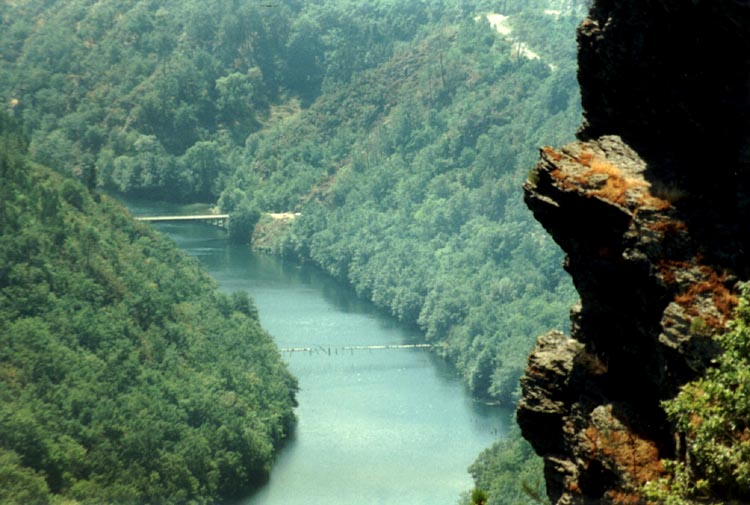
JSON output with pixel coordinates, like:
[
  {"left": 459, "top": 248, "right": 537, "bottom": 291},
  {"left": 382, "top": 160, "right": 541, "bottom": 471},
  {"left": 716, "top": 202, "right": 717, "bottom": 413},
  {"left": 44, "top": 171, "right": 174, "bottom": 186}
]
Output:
[{"left": 516, "top": 1, "right": 750, "bottom": 503}]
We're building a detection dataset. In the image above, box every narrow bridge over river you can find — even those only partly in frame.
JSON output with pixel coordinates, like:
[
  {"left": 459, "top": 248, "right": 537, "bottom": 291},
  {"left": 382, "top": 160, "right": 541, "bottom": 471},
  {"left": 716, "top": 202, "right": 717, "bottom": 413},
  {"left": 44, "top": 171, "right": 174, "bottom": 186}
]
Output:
[
  {"left": 136, "top": 214, "right": 230, "bottom": 228},
  {"left": 136, "top": 212, "right": 300, "bottom": 229},
  {"left": 280, "top": 343, "right": 433, "bottom": 355}
]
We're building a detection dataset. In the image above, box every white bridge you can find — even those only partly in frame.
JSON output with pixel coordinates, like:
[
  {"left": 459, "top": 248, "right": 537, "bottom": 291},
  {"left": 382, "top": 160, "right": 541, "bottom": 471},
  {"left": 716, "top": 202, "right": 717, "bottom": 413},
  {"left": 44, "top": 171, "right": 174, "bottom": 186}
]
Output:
[
  {"left": 280, "top": 343, "right": 433, "bottom": 354},
  {"left": 135, "top": 214, "right": 230, "bottom": 228}
]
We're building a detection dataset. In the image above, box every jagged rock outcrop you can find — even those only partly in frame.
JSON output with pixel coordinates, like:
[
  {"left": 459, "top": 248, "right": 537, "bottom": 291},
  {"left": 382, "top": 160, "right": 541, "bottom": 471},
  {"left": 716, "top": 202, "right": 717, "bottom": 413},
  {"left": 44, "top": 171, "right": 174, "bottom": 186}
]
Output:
[
  {"left": 577, "top": 0, "right": 750, "bottom": 279},
  {"left": 516, "top": 1, "right": 750, "bottom": 502}
]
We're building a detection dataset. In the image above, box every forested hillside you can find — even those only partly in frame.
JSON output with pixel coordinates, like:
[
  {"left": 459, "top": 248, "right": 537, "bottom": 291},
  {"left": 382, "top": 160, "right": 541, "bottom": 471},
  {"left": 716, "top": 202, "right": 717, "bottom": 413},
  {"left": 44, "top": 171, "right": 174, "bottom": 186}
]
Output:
[
  {"left": 0, "top": 114, "right": 297, "bottom": 504},
  {"left": 241, "top": 13, "right": 583, "bottom": 403},
  {"left": 1, "top": 0, "right": 492, "bottom": 200},
  {"left": 1, "top": 0, "right": 588, "bottom": 502},
  {"left": 0, "top": 0, "right": 584, "bottom": 405}
]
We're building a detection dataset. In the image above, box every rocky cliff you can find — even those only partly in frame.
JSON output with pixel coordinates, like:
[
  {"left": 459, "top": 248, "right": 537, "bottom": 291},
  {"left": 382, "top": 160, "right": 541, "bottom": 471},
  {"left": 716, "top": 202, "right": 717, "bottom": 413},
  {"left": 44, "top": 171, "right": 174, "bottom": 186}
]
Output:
[{"left": 517, "top": 1, "right": 750, "bottom": 503}]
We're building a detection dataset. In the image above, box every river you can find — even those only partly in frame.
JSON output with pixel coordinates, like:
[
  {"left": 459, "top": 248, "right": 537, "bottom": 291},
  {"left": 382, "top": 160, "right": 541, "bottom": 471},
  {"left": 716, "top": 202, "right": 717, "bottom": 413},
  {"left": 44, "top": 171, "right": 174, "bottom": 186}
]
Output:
[{"left": 126, "top": 201, "right": 509, "bottom": 505}]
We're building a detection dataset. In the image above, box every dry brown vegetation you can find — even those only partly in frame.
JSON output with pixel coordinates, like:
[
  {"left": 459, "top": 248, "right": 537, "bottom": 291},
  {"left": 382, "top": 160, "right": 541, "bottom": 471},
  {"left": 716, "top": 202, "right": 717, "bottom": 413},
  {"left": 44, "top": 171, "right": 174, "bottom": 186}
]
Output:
[
  {"left": 582, "top": 417, "right": 665, "bottom": 501},
  {"left": 657, "top": 259, "right": 693, "bottom": 287},
  {"left": 672, "top": 265, "right": 738, "bottom": 328},
  {"left": 542, "top": 145, "right": 563, "bottom": 162},
  {"left": 577, "top": 150, "right": 594, "bottom": 167},
  {"left": 646, "top": 220, "right": 689, "bottom": 235},
  {"left": 548, "top": 153, "right": 673, "bottom": 211}
]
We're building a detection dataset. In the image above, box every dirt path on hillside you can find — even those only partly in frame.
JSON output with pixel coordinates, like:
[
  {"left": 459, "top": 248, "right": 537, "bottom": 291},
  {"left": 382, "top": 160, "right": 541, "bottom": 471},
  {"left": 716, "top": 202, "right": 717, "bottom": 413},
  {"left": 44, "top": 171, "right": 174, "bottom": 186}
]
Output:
[{"left": 483, "top": 13, "right": 554, "bottom": 69}]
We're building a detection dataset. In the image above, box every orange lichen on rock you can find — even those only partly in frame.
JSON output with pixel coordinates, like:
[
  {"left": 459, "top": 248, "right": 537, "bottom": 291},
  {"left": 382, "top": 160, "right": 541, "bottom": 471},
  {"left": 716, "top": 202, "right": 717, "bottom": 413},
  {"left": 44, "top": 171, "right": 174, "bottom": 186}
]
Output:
[
  {"left": 639, "top": 193, "right": 672, "bottom": 211},
  {"left": 586, "top": 159, "right": 672, "bottom": 211},
  {"left": 657, "top": 259, "right": 740, "bottom": 335},
  {"left": 583, "top": 159, "right": 650, "bottom": 208},
  {"left": 549, "top": 166, "right": 580, "bottom": 193},
  {"left": 657, "top": 259, "right": 695, "bottom": 287},
  {"left": 647, "top": 219, "right": 689, "bottom": 235},
  {"left": 578, "top": 150, "right": 595, "bottom": 167},
  {"left": 542, "top": 145, "right": 564, "bottom": 162},
  {"left": 673, "top": 265, "right": 738, "bottom": 324},
  {"left": 549, "top": 167, "right": 566, "bottom": 181},
  {"left": 546, "top": 151, "right": 672, "bottom": 212},
  {"left": 710, "top": 282, "right": 740, "bottom": 321},
  {"left": 581, "top": 406, "right": 665, "bottom": 494},
  {"left": 589, "top": 159, "right": 624, "bottom": 178},
  {"left": 591, "top": 174, "right": 642, "bottom": 206}
]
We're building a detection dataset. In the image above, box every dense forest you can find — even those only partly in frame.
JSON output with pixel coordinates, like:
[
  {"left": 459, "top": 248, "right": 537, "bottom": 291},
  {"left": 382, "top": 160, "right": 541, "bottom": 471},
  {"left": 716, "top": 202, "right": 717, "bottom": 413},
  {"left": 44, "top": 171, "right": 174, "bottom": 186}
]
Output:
[
  {"left": 250, "top": 11, "right": 583, "bottom": 405},
  {"left": 0, "top": 114, "right": 297, "bottom": 504},
  {"left": 1, "top": 0, "right": 591, "bottom": 503},
  {"left": 0, "top": 0, "right": 585, "bottom": 406}
]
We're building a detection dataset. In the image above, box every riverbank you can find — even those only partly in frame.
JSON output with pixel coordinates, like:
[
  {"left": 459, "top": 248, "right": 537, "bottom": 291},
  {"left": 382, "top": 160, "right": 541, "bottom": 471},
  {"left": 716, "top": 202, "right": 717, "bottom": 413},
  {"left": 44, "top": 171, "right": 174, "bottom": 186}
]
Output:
[{"left": 131, "top": 205, "right": 509, "bottom": 505}]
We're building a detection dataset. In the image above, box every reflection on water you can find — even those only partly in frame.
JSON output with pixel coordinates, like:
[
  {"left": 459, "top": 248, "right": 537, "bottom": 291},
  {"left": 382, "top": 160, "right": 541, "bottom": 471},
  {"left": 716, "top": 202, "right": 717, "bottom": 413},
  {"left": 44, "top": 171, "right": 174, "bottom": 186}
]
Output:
[{"left": 123, "top": 198, "right": 508, "bottom": 505}]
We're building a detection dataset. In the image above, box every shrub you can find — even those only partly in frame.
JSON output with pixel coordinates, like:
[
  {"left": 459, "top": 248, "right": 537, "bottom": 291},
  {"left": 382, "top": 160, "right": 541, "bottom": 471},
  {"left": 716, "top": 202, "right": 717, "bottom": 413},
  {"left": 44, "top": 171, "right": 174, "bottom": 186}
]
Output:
[{"left": 645, "top": 284, "right": 750, "bottom": 502}]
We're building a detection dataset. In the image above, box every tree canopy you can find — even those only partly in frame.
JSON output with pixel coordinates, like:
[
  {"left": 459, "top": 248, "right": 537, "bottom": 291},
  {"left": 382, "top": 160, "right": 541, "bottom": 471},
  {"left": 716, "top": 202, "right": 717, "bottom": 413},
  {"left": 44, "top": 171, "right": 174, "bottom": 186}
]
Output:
[
  {"left": 0, "top": 114, "right": 297, "bottom": 504},
  {"left": 221, "top": 6, "right": 583, "bottom": 404},
  {"left": 0, "top": 0, "right": 591, "bottom": 501}
]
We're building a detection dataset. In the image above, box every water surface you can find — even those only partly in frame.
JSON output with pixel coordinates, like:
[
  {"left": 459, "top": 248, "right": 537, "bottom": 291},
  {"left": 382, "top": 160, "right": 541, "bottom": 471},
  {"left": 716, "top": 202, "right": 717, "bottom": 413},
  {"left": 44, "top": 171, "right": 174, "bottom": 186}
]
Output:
[{"left": 127, "top": 201, "right": 508, "bottom": 505}]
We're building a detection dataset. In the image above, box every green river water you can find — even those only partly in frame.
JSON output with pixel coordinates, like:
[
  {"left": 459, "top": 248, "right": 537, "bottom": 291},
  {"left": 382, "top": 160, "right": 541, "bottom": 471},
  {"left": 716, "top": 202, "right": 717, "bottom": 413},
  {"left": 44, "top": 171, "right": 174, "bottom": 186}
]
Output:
[{"left": 127, "top": 201, "right": 509, "bottom": 505}]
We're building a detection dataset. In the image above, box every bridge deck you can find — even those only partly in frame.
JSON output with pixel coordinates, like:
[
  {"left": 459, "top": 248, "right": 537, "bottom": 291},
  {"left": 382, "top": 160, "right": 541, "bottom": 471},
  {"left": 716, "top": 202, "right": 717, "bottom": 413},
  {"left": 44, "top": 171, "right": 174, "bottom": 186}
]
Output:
[
  {"left": 280, "top": 343, "right": 433, "bottom": 353},
  {"left": 136, "top": 214, "right": 229, "bottom": 222}
]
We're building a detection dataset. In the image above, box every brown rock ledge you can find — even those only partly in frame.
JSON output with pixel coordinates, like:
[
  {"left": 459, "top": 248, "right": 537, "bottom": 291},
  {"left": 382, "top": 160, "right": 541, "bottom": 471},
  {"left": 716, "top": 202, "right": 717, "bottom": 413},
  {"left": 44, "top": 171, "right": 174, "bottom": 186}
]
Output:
[{"left": 518, "top": 135, "right": 738, "bottom": 503}]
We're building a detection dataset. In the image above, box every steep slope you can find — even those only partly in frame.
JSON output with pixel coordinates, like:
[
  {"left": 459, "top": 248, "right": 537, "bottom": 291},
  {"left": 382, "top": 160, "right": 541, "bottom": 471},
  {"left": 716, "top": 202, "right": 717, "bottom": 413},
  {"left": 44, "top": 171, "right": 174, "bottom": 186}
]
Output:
[
  {"left": 1, "top": 0, "right": 588, "bottom": 405},
  {"left": 517, "top": 1, "right": 750, "bottom": 502},
  {"left": 223, "top": 12, "right": 585, "bottom": 403},
  {"left": 0, "top": 115, "right": 297, "bottom": 504},
  {"left": 0, "top": 0, "right": 483, "bottom": 201},
  {"left": 2, "top": 2, "right": 592, "bottom": 502}
]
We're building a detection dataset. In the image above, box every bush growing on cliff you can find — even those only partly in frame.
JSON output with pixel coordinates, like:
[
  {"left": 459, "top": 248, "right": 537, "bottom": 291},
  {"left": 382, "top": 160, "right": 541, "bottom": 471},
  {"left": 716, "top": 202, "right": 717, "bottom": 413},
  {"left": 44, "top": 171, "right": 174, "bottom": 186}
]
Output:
[{"left": 645, "top": 284, "right": 750, "bottom": 503}]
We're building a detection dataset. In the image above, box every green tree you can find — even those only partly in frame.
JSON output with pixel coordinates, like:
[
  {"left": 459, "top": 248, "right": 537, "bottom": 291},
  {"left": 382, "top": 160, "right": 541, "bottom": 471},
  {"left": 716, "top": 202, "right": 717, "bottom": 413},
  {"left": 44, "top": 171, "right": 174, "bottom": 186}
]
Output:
[
  {"left": 228, "top": 206, "right": 262, "bottom": 244},
  {"left": 471, "top": 488, "right": 489, "bottom": 505},
  {"left": 181, "top": 141, "right": 228, "bottom": 198},
  {"left": 216, "top": 72, "right": 255, "bottom": 122},
  {"left": 646, "top": 285, "right": 750, "bottom": 502},
  {"left": 0, "top": 450, "right": 51, "bottom": 505},
  {"left": 285, "top": 15, "right": 325, "bottom": 102},
  {"left": 0, "top": 115, "right": 297, "bottom": 503}
]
